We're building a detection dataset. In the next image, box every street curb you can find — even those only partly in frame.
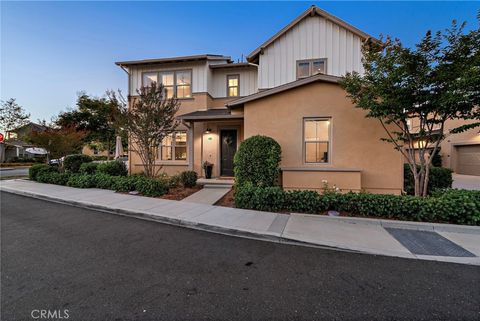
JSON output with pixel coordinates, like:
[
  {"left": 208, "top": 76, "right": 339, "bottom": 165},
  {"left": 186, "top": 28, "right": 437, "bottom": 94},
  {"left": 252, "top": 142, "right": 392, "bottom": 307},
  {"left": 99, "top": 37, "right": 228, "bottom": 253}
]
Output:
[{"left": 0, "top": 187, "right": 358, "bottom": 255}]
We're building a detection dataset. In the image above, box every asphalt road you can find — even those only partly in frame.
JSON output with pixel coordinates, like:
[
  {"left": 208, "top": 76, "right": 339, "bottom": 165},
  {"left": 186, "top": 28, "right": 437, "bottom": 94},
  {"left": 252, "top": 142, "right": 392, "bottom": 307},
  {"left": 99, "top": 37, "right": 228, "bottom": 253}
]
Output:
[
  {"left": 1, "top": 192, "right": 479, "bottom": 321},
  {"left": 0, "top": 167, "right": 29, "bottom": 179}
]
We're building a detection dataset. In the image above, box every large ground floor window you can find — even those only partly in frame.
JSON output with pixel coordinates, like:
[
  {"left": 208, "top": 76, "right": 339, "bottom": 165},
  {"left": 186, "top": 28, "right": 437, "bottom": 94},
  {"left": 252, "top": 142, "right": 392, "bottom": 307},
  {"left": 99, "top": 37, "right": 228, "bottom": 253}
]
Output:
[{"left": 160, "top": 131, "right": 187, "bottom": 161}]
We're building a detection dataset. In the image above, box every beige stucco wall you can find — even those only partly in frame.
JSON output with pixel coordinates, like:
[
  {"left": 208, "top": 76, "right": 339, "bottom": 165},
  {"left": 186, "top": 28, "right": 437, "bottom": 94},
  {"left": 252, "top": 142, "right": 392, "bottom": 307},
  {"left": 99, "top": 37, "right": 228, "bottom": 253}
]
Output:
[{"left": 243, "top": 81, "right": 404, "bottom": 194}]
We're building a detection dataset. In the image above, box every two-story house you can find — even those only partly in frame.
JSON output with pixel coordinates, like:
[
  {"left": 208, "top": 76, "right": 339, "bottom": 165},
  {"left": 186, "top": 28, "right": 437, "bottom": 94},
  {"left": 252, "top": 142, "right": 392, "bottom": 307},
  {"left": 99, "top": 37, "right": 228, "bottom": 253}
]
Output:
[{"left": 115, "top": 6, "right": 407, "bottom": 194}]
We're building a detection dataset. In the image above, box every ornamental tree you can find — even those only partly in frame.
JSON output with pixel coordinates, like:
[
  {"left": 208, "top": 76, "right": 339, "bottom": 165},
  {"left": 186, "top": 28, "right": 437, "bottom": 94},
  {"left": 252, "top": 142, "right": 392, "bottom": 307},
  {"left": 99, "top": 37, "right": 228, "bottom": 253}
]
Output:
[
  {"left": 108, "top": 83, "right": 180, "bottom": 178},
  {"left": 0, "top": 98, "right": 30, "bottom": 135},
  {"left": 340, "top": 19, "right": 480, "bottom": 197}
]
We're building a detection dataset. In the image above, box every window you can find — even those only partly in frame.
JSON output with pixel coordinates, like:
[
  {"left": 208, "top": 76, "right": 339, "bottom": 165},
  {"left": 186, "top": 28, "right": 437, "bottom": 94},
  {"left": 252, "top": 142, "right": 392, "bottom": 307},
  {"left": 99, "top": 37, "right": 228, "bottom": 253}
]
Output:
[
  {"left": 142, "top": 70, "right": 192, "bottom": 98},
  {"left": 304, "top": 118, "right": 330, "bottom": 163},
  {"left": 296, "top": 59, "right": 327, "bottom": 79},
  {"left": 143, "top": 72, "right": 158, "bottom": 87},
  {"left": 227, "top": 74, "right": 239, "bottom": 97},
  {"left": 160, "top": 131, "right": 187, "bottom": 161}
]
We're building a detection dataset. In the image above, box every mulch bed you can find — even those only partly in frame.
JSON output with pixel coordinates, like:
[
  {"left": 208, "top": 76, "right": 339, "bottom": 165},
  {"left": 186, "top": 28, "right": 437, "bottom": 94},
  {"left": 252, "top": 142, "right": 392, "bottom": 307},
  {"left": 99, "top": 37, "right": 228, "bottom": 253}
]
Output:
[
  {"left": 160, "top": 185, "right": 203, "bottom": 201},
  {"left": 214, "top": 188, "right": 235, "bottom": 207}
]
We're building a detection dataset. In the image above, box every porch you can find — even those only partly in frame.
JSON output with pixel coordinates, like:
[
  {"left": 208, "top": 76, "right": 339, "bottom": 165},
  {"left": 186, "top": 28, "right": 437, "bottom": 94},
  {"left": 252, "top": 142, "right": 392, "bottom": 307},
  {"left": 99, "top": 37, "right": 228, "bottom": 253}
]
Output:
[{"left": 179, "top": 108, "right": 244, "bottom": 179}]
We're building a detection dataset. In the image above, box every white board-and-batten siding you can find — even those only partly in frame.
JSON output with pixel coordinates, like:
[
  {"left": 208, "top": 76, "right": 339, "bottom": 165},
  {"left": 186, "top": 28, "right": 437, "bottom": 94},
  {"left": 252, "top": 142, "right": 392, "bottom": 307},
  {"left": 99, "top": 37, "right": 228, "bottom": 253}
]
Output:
[
  {"left": 258, "top": 15, "right": 364, "bottom": 89},
  {"left": 209, "top": 68, "right": 258, "bottom": 97}
]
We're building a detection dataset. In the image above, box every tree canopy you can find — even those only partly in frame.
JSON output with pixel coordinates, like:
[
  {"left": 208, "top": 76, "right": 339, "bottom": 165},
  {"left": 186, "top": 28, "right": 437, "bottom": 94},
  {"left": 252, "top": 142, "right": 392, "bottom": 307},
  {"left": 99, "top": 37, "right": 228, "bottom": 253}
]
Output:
[
  {"left": 340, "top": 18, "right": 479, "bottom": 196},
  {"left": 0, "top": 98, "right": 30, "bottom": 134}
]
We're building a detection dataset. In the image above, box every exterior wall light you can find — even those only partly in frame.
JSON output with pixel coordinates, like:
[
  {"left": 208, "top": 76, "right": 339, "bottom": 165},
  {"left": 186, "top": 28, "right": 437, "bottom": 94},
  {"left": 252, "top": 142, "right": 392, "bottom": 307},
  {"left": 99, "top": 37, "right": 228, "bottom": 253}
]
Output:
[{"left": 205, "top": 128, "right": 212, "bottom": 134}]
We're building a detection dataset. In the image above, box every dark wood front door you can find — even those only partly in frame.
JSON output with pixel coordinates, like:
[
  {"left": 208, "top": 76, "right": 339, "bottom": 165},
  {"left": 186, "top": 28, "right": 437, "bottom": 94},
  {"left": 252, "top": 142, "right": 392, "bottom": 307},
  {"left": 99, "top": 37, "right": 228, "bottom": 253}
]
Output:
[{"left": 220, "top": 129, "right": 237, "bottom": 176}]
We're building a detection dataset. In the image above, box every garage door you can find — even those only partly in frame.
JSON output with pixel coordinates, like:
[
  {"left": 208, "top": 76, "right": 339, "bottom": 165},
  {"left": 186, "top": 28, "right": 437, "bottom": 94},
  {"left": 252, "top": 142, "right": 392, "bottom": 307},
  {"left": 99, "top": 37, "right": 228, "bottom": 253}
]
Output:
[{"left": 456, "top": 144, "right": 480, "bottom": 176}]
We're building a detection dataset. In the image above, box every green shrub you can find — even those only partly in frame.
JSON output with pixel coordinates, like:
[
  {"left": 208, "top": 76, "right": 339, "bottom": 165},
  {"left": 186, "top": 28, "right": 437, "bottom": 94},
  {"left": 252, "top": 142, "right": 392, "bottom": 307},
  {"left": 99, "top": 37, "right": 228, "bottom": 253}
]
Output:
[
  {"left": 29, "top": 164, "right": 54, "bottom": 180},
  {"left": 168, "top": 174, "right": 181, "bottom": 188},
  {"left": 234, "top": 185, "right": 480, "bottom": 226},
  {"left": 234, "top": 183, "right": 285, "bottom": 212},
  {"left": 135, "top": 178, "right": 169, "bottom": 197},
  {"left": 234, "top": 135, "right": 281, "bottom": 187},
  {"left": 91, "top": 173, "right": 117, "bottom": 190},
  {"left": 66, "top": 174, "right": 97, "bottom": 188},
  {"left": 79, "top": 162, "right": 98, "bottom": 175},
  {"left": 113, "top": 176, "right": 141, "bottom": 193},
  {"left": 97, "top": 161, "right": 127, "bottom": 176},
  {"left": 179, "top": 171, "right": 197, "bottom": 188},
  {"left": 64, "top": 154, "right": 93, "bottom": 173},
  {"left": 404, "top": 164, "right": 453, "bottom": 195},
  {"left": 37, "top": 171, "right": 70, "bottom": 186}
]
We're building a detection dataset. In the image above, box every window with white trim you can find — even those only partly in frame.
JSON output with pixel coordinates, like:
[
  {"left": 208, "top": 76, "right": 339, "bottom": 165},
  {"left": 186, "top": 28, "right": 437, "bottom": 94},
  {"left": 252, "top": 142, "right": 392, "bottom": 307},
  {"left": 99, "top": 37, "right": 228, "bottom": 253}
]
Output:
[
  {"left": 304, "top": 118, "right": 330, "bottom": 163},
  {"left": 142, "top": 70, "right": 192, "bottom": 99},
  {"left": 296, "top": 59, "right": 327, "bottom": 79},
  {"left": 160, "top": 131, "right": 187, "bottom": 161},
  {"left": 227, "top": 74, "right": 239, "bottom": 97}
]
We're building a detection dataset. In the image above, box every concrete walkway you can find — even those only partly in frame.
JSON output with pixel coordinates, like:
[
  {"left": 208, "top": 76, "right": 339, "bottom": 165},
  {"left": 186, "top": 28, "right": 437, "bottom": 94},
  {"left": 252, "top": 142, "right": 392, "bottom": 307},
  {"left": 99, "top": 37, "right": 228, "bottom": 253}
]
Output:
[
  {"left": 182, "top": 186, "right": 231, "bottom": 205},
  {"left": 1, "top": 179, "right": 479, "bottom": 265}
]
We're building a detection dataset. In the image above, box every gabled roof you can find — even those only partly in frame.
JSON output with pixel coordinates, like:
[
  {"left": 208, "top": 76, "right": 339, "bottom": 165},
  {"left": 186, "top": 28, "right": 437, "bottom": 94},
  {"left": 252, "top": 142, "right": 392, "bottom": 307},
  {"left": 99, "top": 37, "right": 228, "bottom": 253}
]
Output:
[
  {"left": 247, "top": 5, "right": 374, "bottom": 63},
  {"left": 115, "top": 54, "right": 231, "bottom": 67},
  {"left": 226, "top": 73, "right": 341, "bottom": 108},
  {"left": 10, "top": 122, "right": 47, "bottom": 133}
]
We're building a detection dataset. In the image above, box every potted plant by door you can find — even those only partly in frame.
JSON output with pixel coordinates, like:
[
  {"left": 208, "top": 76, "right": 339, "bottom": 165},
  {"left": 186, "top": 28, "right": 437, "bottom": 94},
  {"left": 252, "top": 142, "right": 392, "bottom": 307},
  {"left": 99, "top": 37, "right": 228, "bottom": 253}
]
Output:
[{"left": 203, "top": 161, "right": 213, "bottom": 179}]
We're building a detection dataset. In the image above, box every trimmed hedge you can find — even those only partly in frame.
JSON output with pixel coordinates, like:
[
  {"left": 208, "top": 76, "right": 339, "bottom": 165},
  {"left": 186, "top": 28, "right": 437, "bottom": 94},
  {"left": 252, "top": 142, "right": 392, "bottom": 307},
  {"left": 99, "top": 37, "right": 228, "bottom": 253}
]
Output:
[
  {"left": 30, "top": 165, "right": 169, "bottom": 197},
  {"left": 79, "top": 162, "right": 98, "bottom": 175},
  {"left": 234, "top": 185, "right": 480, "bottom": 226},
  {"left": 97, "top": 161, "right": 127, "bottom": 176},
  {"left": 29, "top": 164, "right": 54, "bottom": 180},
  {"left": 179, "top": 170, "right": 198, "bottom": 188},
  {"left": 234, "top": 135, "right": 281, "bottom": 187},
  {"left": 404, "top": 164, "right": 453, "bottom": 195},
  {"left": 64, "top": 154, "right": 93, "bottom": 173}
]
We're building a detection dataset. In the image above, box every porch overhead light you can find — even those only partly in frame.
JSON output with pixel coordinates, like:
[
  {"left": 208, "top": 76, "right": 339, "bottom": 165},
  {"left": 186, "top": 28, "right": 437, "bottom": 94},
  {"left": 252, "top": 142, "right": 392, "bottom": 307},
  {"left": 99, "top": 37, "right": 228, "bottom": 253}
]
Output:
[{"left": 205, "top": 128, "right": 212, "bottom": 134}]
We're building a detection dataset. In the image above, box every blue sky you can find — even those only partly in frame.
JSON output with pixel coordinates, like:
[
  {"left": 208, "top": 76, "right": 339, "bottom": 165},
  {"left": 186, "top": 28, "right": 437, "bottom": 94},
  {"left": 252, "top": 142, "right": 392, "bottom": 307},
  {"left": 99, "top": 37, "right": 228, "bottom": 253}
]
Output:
[{"left": 1, "top": 1, "right": 478, "bottom": 123}]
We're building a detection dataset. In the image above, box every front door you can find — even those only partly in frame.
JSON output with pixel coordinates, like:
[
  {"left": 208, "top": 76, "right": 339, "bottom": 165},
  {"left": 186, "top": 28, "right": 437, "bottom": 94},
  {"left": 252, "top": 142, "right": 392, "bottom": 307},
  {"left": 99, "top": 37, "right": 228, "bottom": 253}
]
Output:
[{"left": 220, "top": 129, "right": 237, "bottom": 176}]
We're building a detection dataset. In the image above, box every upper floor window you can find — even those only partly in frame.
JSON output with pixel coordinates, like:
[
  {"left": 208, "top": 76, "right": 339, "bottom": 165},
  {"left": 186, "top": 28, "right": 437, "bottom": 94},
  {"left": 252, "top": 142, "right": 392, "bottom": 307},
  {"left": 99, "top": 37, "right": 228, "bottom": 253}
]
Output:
[
  {"left": 296, "top": 59, "right": 327, "bottom": 79},
  {"left": 227, "top": 74, "right": 239, "bottom": 97},
  {"left": 142, "top": 70, "right": 192, "bottom": 99},
  {"left": 304, "top": 118, "right": 330, "bottom": 163}
]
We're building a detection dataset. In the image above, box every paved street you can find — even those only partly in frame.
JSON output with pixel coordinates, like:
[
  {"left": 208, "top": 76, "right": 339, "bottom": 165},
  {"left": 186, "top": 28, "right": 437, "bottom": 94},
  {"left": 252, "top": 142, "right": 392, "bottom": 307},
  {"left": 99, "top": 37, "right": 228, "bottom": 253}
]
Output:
[
  {"left": 0, "top": 167, "right": 29, "bottom": 179},
  {"left": 1, "top": 192, "right": 479, "bottom": 321}
]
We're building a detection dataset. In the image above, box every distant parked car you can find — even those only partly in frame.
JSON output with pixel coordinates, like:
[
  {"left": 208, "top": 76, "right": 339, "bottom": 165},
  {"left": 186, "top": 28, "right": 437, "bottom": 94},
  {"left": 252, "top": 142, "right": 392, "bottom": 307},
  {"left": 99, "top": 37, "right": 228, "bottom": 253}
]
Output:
[{"left": 48, "top": 156, "right": 64, "bottom": 167}]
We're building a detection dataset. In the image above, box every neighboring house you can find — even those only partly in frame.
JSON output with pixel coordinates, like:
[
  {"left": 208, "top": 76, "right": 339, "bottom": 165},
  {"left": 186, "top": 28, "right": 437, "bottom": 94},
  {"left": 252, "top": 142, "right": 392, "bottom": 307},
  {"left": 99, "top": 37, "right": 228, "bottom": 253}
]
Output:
[
  {"left": 82, "top": 144, "right": 113, "bottom": 158},
  {"left": 115, "top": 6, "right": 406, "bottom": 194},
  {"left": 2, "top": 122, "right": 47, "bottom": 162},
  {"left": 406, "top": 118, "right": 480, "bottom": 176}
]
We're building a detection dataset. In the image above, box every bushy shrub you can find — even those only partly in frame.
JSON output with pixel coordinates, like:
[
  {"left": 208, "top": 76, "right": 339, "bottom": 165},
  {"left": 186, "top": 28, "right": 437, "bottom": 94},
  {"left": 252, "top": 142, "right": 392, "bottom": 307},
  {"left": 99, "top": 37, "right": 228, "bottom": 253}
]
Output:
[
  {"left": 113, "top": 175, "right": 141, "bottom": 193},
  {"left": 179, "top": 170, "right": 197, "bottom": 188},
  {"left": 29, "top": 164, "right": 55, "bottom": 180},
  {"left": 234, "top": 135, "right": 281, "bottom": 187},
  {"left": 168, "top": 174, "right": 181, "bottom": 188},
  {"left": 234, "top": 183, "right": 285, "bottom": 212},
  {"left": 97, "top": 161, "right": 127, "bottom": 176},
  {"left": 135, "top": 178, "right": 169, "bottom": 197},
  {"left": 91, "top": 173, "right": 117, "bottom": 190},
  {"left": 37, "top": 171, "right": 70, "bottom": 186},
  {"left": 64, "top": 154, "right": 93, "bottom": 173},
  {"left": 234, "top": 185, "right": 480, "bottom": 226},
  {"left": 404, "top": 164, "right": 453, "bottom": 195},
  {"left": 66, "top": 174, "right": 97, "bottom": 188},
  {"left": 79, "top": 162, "right": 98, "bottom": 175}
]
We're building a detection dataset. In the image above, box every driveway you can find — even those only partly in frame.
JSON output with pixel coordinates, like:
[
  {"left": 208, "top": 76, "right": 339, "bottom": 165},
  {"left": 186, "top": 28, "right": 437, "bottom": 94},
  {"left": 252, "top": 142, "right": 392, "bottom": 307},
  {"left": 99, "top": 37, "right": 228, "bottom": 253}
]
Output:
[
  {"left": 452, "top": 173, "right": 480, "bottom": 190},
  {"left": 0, "top": 167, "right": 29, "bottom": 179},
  {"left": 2, "top": 192, "right": 479, "bottom": 321}
]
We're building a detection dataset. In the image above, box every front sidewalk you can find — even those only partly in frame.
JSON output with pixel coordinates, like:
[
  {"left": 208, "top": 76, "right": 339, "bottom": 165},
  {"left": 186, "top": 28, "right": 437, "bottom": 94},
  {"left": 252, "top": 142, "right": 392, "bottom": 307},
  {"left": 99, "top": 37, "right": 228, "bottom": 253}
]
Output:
[{"left": 1, "top": 179, "right": 479, "bottom": 265}]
